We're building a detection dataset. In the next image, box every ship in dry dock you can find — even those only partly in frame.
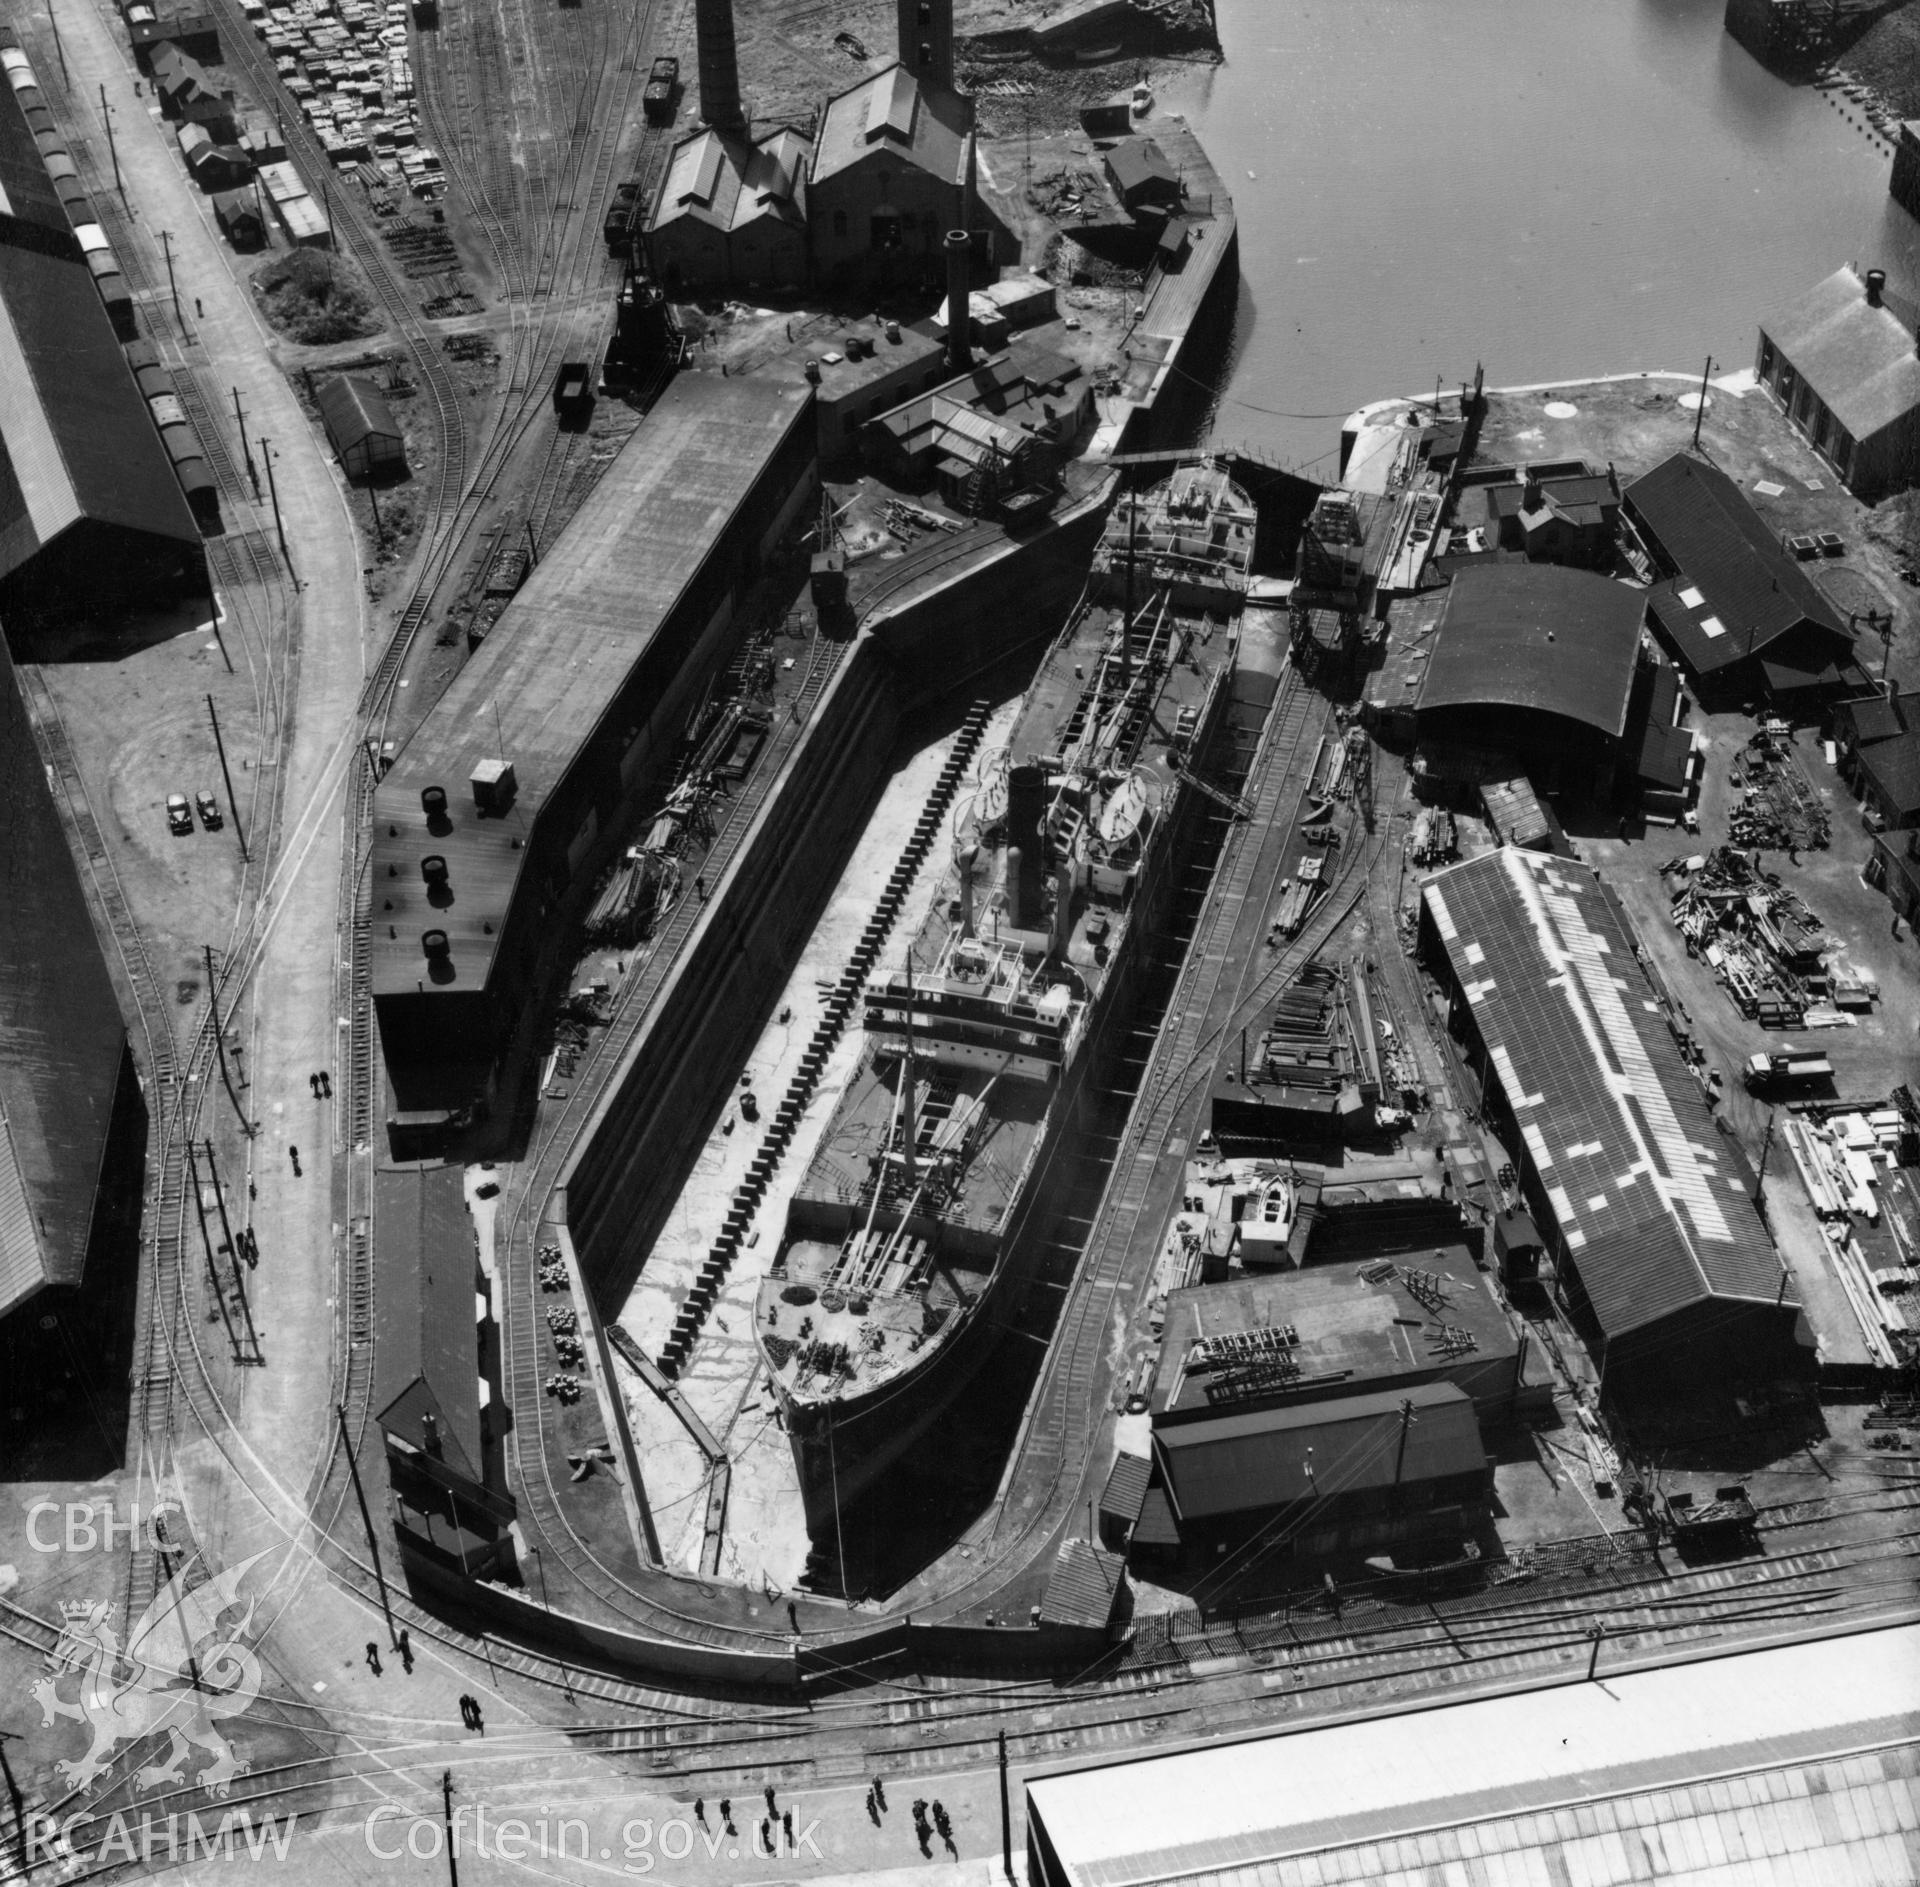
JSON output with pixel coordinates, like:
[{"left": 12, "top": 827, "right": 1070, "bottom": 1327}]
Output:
[{"left": 755, "top": 462, "right": 1259, "bottom": 1533}]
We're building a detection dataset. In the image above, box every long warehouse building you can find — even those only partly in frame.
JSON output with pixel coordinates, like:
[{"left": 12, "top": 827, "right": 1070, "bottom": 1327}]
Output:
[
  {"left": 372, "top": 371, "right": 815, "bottom": 1135},
  {"left": 0, "top": 56, "right": 205, "bottom": 620},
  {"left": 1419, "top": 846, "right": 1800, "bottom": 1377},
  {"left": 1025, "top": 1623, "right": 1920, "bottom": 1887}
]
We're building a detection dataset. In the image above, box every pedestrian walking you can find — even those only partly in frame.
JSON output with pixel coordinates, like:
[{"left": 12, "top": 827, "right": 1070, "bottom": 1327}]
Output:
[
  {"left": 932, "top": 1801, "right": 950, "bottom": 1839},
  {"left": 719, "top": 1798, "right": 733, "bottom": 1834},
  {"left": 288, "top": 1145, "right": 301, "bottom": 1177},
  {"left": 787, "top": 1599, "right": 799, "bottom": 1633},
  {"left": 469, "top": 1697, "right": 484, "bottom": 1734},
  {"left": 694, "top": 1798, "right": 706, "bottom": 1827},
  {"left": 320, "top": 1070, "right": 332, "bottom": 1097},
  {"left": 696, "top": 875, "right": 708, "bottom": 903},
  {"left": 397, "top": 1629, "right": 412, "bottom": 1674},
  {"left": 457, "top": 1694, "right": 472, "bottom": 1728},
  {"left": 309, "top": 1072, "right": 320, "bottom": 1098},
  {"left": 872, "top": 1775, "right": 886, "bottom": 1811},
  {"left": 865, "top": 1790, "right": 879, "bottom": 1827},
  {"left": 782, "top": 1809, "right": 792, "bottom": 1845},
  {"left": 194, "top": 297, "right": 203, "bottom": 318},
  {"left": 765, "top": 1784, "right": 777, "bottom": 1816},
  {"left": 759, "top": 1817, "right": 773, "bottom": 1854}
]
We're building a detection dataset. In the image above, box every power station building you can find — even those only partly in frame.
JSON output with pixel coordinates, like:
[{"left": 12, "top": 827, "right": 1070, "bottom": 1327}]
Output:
[
  {"left": 370, "top": 371, "right": 815, "bottom": 1135},
  {"left": 644, "top": 0, "right": 1003, "bottom": 293}
]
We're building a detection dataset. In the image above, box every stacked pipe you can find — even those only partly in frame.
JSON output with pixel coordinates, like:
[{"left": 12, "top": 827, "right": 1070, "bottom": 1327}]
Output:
[{"left": 658, "top": 700, "right": 993, "bottom": 1377}]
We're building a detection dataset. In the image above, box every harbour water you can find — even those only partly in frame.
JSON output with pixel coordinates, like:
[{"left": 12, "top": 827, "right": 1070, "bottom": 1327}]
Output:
[{"left": 1161, "top": 0, "right": 1906, "bottom": 474}]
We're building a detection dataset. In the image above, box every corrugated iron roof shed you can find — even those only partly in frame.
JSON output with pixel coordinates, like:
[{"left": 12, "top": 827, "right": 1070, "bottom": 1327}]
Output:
[
  {"left": 1098, "top": 1451, "right": 1151, "bottom": 1526},
  {"left": 1835, "top": 687, "right": 1920, "bottom": 748},
  {"left": 373, "top": 1163, "right": 481, "bottom": 1480},
  {"left": 650, "top": 126, "right": 808, "bottom": 237},
  {"left": 1155, "top": 1381, "right": 1482, "bottom": 1522},
  {"left": 0, "top": 240, "right": 200, "bottom": 580},
  {"left": 1416, "top": 564, "right": 1645, "bottom": 737},
  {"left": 1422, "top": 849, "right": 1786, "bottom": 1341},
  {"left": 1626, "top": 453, "right": 1847, "bottom": 669},
  {"left": 371, "top": 372, "right": 812, "bottom": 998},
  {"left": 0, "top": 634, "right": 128, "bottom": 1318},
  {"left": 1038, "top": 1536, "right": 1126, "bottom": 1629},
  {"left": 1763, "top": 266, "right": 1920, "bottom": 443}
]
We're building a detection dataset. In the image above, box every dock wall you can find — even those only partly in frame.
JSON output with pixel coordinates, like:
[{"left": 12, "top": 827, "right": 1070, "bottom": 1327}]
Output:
[{"left": 562, "top": 643, "right": 904, "bottom": 1312}]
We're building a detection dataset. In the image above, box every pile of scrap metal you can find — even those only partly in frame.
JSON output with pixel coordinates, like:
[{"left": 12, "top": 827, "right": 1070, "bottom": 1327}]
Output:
[
  {"left": 1779, "top": 1104, "right": 1917, "bottom": 1369},
  {"left": 1661, "top": 846, "right": 1871, "bottom": 1027},
  {"left": 582, "top": 843, "right": 681, "bottom": 946},
  {"left": 1727, "top": 721, "right": 1829, "bottom": 852},
  {"left": 1409, "top": 806, "right": 1456, "bottom": 867}
]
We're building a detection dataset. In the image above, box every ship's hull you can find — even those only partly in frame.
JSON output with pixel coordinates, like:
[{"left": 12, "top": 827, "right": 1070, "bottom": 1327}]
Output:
[{"left": 780, "top": 646, "right": 1238, "bottom": 1531}]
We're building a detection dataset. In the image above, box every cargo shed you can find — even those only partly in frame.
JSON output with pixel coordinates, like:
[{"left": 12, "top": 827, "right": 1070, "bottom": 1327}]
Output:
[
  {"left": 371, "top": 373, "right": 815, "bottom": 1131},
  {"left": 0, "top": 238, "right": 206, "bottom": 618},
  {"left": 0, "top": 630, "right": 141, "bottom": 1326},
  {"left": 1413, "top": 563, "right": 1649, "bottom": 799},
  {"left": 1420, "top": 848, "right": 1802, "bottom": 1379},
  {"left": 314, "top": 374, "right": 405, "bottom": 481},
  {"left": 1624, "top": 451, "right": 1861, "bottom": 704}
]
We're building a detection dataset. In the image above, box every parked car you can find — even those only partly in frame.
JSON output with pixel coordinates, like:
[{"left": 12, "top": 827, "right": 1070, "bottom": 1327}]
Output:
[
  {"left": 166, "top": 793, "right": 193, "bottom": 835},
  {"left": 196, "top": 790, "right": 223, "bottom": 830}
]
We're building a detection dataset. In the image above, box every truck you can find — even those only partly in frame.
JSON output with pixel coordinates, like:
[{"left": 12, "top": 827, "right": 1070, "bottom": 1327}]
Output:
[
  {"left": 1743, "top": 1049, "right": 1833, "bottom": 1093},
  {"left": 643, "top": 55, "right": 679, "bottom": 124}
]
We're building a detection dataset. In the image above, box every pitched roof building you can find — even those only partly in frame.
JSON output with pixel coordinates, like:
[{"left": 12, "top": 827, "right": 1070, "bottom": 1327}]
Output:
[
  {"left": 1757, "top": 265, "right": 1920, "bottom": 499},
  {"left": 645, "top": 126, "right": 809, "bottom": 291},
  {"left": 1624, "top": 451, "right": 1859, "bottom": 700},
  {"left": 1420, "top": 848, "right": 1800, "bottom": 1375},
  {"left": 0, "top": 236, "right": 205, "bottom": 619},
  {"left": 808, "top": 62, "right": 976, "bottom": 288}
]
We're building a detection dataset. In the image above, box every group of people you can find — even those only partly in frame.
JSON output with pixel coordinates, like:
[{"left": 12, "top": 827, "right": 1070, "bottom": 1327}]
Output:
[{"left": 307, "top": 1069, "right": 333, "bottom": 1098}]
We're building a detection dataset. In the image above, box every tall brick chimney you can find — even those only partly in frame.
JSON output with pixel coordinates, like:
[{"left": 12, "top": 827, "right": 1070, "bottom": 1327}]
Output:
[
  {"left": 695, "top": 0, "right": 744, "bottom": 134},
  {"left": 897, "top": 0, "right": 953, "bottom": 91},
  {"left": 945, "top": 229, "right": 971, "bottom": 374}
]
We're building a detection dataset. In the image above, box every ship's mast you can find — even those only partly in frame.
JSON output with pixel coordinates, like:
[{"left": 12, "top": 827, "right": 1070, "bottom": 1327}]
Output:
[
  {"left": 1122, "top": 487, "right": 1137, "bottom": 692},
  {"left": 900, "top": 959, "right": 917, "bottom": 1182}
]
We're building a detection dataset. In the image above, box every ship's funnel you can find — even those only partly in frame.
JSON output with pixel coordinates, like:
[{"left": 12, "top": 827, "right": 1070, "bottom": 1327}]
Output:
[{"left": 695, "top": 0, "right": 745, "bottom": 133}]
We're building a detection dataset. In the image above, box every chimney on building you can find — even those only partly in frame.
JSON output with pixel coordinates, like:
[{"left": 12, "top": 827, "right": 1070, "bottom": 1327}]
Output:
[
  {"left": 1865, "top": 267, "right": 1886, "bottom": 306},
  {"left": 695, "top": 0, "right": 744, "bottom": 134},
  {"left": 945, "top": 228, "right": 971, "bottom": 373},
  {"left": 897, "top": 0, "right": 953, "bottom": 91}
]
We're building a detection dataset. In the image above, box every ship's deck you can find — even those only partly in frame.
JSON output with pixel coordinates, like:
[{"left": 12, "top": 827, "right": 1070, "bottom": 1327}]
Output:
[{"left": 761, "top": 596, "right": 1235, "bottom": 1412}]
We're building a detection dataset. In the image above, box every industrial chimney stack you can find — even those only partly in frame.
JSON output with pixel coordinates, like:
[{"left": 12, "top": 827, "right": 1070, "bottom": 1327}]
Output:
[
  {"left": 695, "top": 0, "right": 745, "bottom": 135},
  {"left": 897, "top": 0, "right": 954, "bottom": 91},
  {"left": 945, "top": 229, "right": 972, "bottom": 373}
]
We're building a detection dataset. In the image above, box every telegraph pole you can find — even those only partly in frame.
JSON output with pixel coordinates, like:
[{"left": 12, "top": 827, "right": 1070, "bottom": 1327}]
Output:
[
  {"left": 203, "top": 1139, "right": 260, "bottom": 1362},
  {"left": 998, "top": 1729, "right": 1014, "bottom": 1884},
  {"left": 98, "top": 87, "right": 124, "bottom": 206},
  {"left": 1690, "top": 355, "right": 1715, "bottom": 453},
  {"left": 339, "top": 1402, "right": 401, "bottom": 1652},
  {"left": 260, "top": 438, "right": 295, "bottom": 582},
  {"left": 48, "top": 1, "right": 69, "bottom": 88},
  {"left": 187, "top": 1142, "right": 245, "bottom": 1365},
  {"left": 233, "top": 386, "right": 258, "bottom": 490},
  {"left": 206, "top": 694, "right": 248, "bottom": 861},
  {"left": 203, "top": 943, "right": 253, "bottom": 1133},
  {"left": 440, "top": 1771, "right": 460, "bottom": 1887},
  {"left": 160, "top": 229, "right": 183, "bottom": 329}
]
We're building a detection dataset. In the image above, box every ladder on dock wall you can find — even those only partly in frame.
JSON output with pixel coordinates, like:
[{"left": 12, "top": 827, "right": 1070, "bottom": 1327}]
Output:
[{"left": 657, "top": 700, "right": 993, "bottom": 1380}]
